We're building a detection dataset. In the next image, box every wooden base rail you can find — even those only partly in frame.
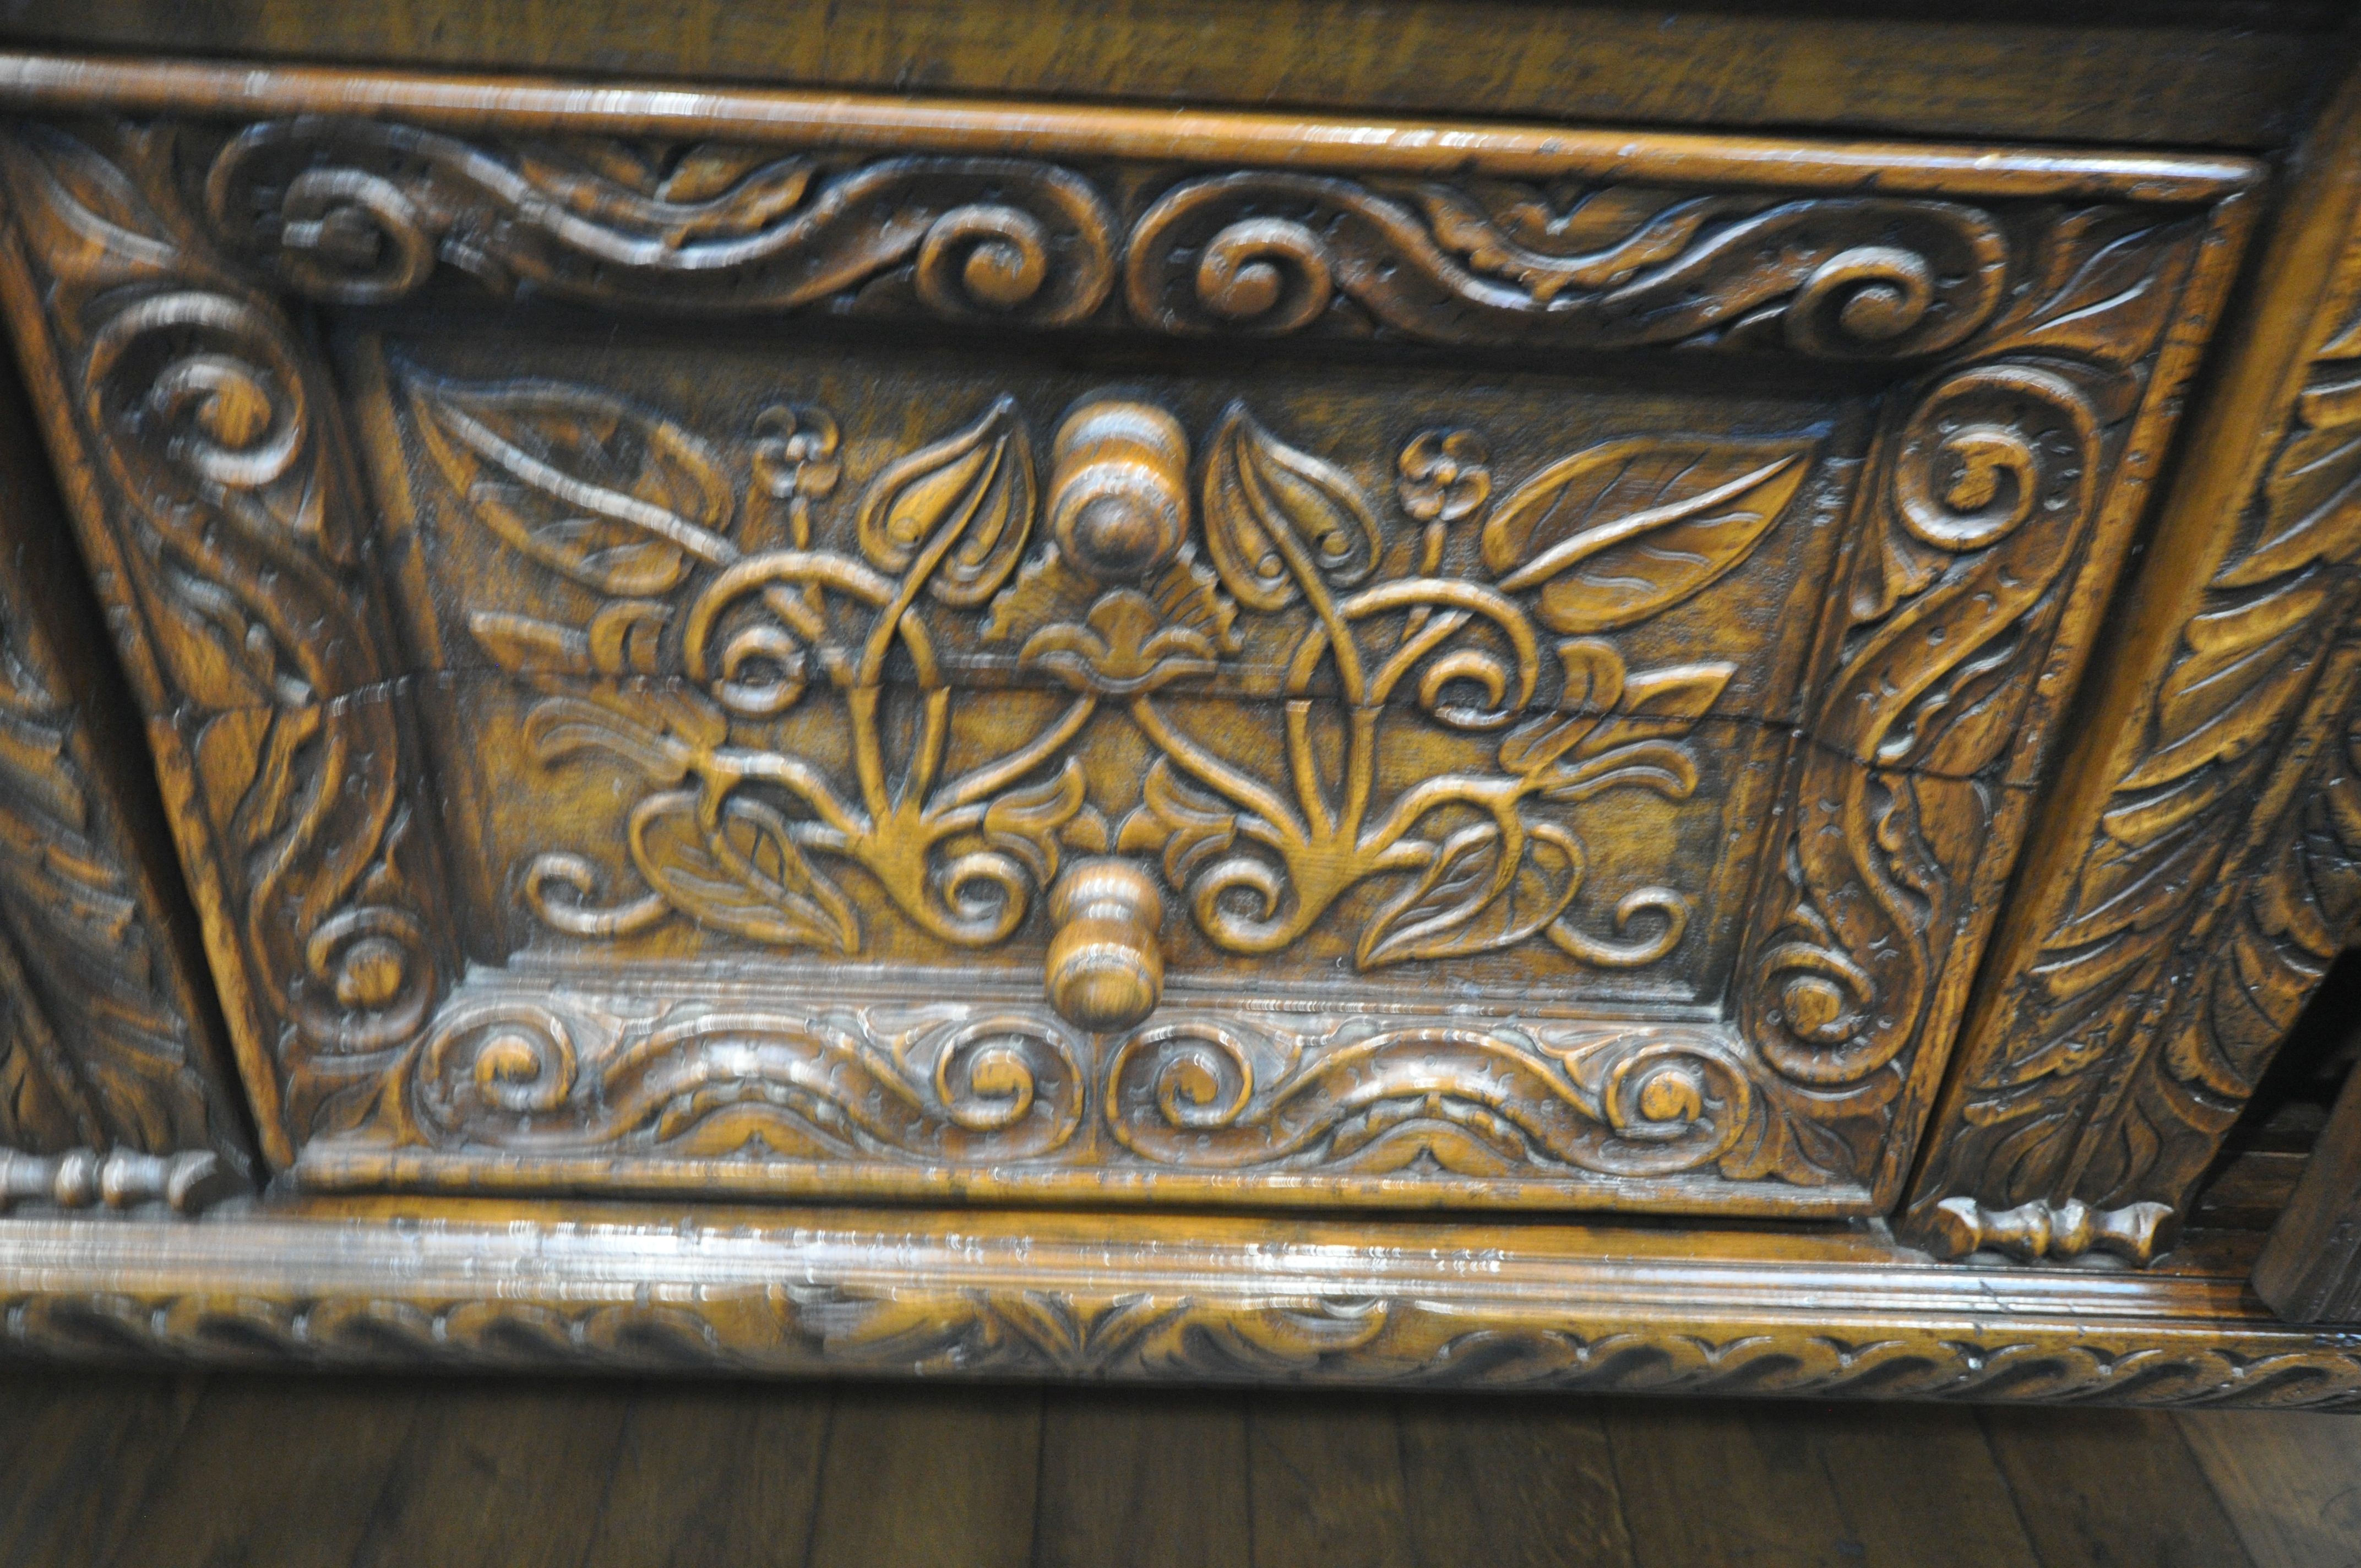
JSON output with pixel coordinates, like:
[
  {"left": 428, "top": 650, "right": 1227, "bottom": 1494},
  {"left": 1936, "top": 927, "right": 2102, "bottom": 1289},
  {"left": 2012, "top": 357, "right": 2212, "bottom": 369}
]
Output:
[{"left": 1, "top": 1205, "right": 2357, "bottom": 1408}]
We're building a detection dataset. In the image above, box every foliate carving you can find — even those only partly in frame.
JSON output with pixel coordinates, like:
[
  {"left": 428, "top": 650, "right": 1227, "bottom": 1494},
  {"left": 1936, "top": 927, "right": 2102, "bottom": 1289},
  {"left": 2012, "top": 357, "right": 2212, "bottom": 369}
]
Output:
[
  {"left": 0, "top": 90, "right": 2244, "bottom": 1211},
  {"left": 423, "top": 375, "right": 1089, "bottom": 953},
  {"left": 1907, "top": 270, "right": 2361, "bottom": 1246},
  {"left": 399, "top": 998, "right": 1088, "bottom": 1163},
  {"left": 1126, "top": 178, "right": 2008, "bottom": 356},
  {"left": 204, "top": 121, "right": 1119, "bottom": 325},
  {"left": 4, "top": 1216, "right": 2359, "bottom": 1408},
  {"left": 183, "top": 115, "right": 2050, "bottom": 361},
  {"left": 1734, "top": 360, "right": 2109, "bottom": 1185},
  {"left": 0, "top": 122, "right": 449, "bottom": 1151},
  {"left": 1103, "top": 1016, "right": 1758, "bottom": 1180},
  {"left": 416, "top": 372, "right": 1791, "bottom": 979},
  {"left": 0, "top": 338, "right": 249, "bottom": 1177},
  {"left": 374, "top": 983, "right": 1779, "bottom": 1193},
  {"left": 2081, "top": 709, "right": 2361, "bottom": 1207}
]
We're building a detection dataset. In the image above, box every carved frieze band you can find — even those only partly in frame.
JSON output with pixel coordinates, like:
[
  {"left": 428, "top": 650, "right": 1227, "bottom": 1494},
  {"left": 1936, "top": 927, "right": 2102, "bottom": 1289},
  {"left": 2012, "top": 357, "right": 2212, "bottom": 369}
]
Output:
[
  {"left": 374, "top": 989, "right": 1804, "bottom": 1199},
  {"left": 192, "top": 118, "right": 2032, "bottom": 358},
  {"left": 0, "top": 111, "right": 2238, "bottom": 1206}
]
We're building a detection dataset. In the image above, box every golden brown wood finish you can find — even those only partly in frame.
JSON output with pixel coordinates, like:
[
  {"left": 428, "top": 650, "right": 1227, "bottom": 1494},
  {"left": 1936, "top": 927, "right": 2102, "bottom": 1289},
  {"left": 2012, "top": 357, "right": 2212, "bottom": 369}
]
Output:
[
  {"left": 0, "top": 346, "right": 250, "bottom": 1207},
  {"left": 0, "top": 53, "right": 2259, "bottom": 1223},
  {"left": 1903, "top": 57, "right": 2361, "bottom": 1267},
  {"left": 1, "top": 1200, "right": 2358, "bottom": 1409},
  {"left": 0, "top": 1, "right": 2340, "bottom": 151}
]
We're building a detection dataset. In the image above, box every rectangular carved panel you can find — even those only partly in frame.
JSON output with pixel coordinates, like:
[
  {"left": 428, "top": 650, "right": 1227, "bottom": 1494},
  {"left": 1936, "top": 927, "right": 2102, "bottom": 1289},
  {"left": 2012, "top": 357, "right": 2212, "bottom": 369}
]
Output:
[{"left": 0, "top": 55, "right": 2256, "bottom": 1216}]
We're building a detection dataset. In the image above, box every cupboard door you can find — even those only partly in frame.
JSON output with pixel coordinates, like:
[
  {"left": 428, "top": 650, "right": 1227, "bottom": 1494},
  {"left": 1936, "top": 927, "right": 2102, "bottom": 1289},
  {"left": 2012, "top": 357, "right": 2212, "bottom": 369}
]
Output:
[{"left": 0, "top": 57, "right": 2255, "bottom": 1215}]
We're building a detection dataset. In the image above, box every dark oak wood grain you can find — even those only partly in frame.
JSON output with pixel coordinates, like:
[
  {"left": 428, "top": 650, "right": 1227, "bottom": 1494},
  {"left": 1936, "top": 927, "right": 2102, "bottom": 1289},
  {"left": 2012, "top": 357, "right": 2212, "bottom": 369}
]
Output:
[
  {"left": 2178, "top": 1411, "right": 2361, "bottom": 1568},
  {"left": 0, "top": 2, "right": 2337, "bottom": 149},
  {"left": 1396, "top": 1396, "right": 1639, "bottom": 1568},
  {"left": 1246, "top": 1392, "right": 1416, "bottom": 1568},
  {"left": 2254, "top": 1053, "right": 2361, "bottom": 1320},
  {"left": 1978, "top": 1409, "right": 2259, "bottom": 1568},
  {"left": 1036, "top": 1389, "right": 1252, "bottom": 1568},
  {"left": 806, "top": 1385, "right": 1042, "bottom": 1568},
  {"left": 577, "top": 1381, "right": 834, "bottom": 1568}
]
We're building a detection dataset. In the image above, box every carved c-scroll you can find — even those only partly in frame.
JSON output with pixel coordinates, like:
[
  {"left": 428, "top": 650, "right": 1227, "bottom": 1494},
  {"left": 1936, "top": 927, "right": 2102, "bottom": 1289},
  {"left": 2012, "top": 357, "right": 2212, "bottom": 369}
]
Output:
[{"left": 0, "top": 121, "right": 450, "bottom": 1152}]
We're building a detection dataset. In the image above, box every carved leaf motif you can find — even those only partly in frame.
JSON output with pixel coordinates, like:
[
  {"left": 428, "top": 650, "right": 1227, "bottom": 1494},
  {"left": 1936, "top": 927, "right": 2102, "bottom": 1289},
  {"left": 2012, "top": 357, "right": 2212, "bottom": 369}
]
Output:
[
  {"left": 8, "top": 124, "right": 181, "bottom": 290},
  {"left": 981, "top": 758, "right": 1089, "bottom": 885},
  {"left": 1200, "top": 404, "right": 1383, "bottom": 612},
  {"left": 471, "top": 600, "right": 670, "bottom": 678},
  {"left": 632, "top": 790, "right": 859, "bottom": 953},
  {"left": 1019, "top": 589, "right": 1223, "bottom": 695},
  {"left": 2217, "top": 373, "right": 2361, "bottom": 589},
  {"left": 1357, "top": 821, "right": 1580, "bottom": 969},
  {"left": 2118, "top": 576, "right": 2328, "bottom": 792},
  {"left": 1498, "top": 642, "right": 1728, "bottom": 801},
  {"left": 1412, "top": 184, "right": 1718, "bottom": 300},
  {"left": 1115, "top": 758, "right": 1239, "bottom": 889},
  {"left": 852, "top": 396, "right": 1035, "bottom": 606},
  {"left": 1999, "top": 211, "right": 2190, "bottom": 368},
  {"left": 409, "top": 376, "right": 736, "bottom": 598},
  {"left": 1483, "top": 437, "right": 1810, "bottom": 633}
]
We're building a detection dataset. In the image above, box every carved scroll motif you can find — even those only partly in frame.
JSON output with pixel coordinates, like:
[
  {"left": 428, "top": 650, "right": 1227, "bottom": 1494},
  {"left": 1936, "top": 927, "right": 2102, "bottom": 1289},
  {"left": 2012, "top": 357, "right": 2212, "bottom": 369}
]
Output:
[
  {"left": 0, "top": 122, "right": 450, "bottom": 1151},
  {"left": 1906, "top": 284, "right": 2361, "bottom": 1250},
  {"left": 194, "top": 118, "right": 2029, "bottom": 359},
  {"left": 1734, "top": 361, "right": 2110, "bottom": 1184},
  {"left": 204, "top": 122, "right": 1120, "bottom": 326}
]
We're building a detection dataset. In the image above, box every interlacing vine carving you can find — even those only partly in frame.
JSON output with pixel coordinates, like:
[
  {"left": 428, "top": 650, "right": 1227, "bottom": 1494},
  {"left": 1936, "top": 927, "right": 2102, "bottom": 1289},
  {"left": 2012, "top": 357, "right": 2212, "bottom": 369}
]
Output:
[
  {"left": 423, "top": 378, "right": 1094, "bottom": 952},
  {"left": 417, "top": 373, "right": 1807, "bottom": 978}
]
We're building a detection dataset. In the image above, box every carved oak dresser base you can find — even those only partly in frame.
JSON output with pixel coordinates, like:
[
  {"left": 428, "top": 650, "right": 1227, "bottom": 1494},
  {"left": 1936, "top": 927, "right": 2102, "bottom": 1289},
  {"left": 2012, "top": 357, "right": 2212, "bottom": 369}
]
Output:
[{"left": 3, "top": 10, "right": 2361, "bottom": 1412}]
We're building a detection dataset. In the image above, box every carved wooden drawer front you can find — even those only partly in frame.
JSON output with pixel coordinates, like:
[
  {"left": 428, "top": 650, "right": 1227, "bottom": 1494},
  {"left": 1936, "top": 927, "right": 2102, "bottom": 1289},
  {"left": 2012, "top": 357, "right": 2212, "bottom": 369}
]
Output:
[{"left": 0, "top": 61, "right": 2259, "bottom": 1216}]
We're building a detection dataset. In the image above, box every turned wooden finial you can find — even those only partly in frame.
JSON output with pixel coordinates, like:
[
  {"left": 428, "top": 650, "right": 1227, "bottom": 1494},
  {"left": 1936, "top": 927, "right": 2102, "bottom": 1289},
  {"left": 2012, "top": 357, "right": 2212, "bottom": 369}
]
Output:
[
  {"left": 1043, "top": 857, "right": 1166, "bottom": 1031},
  {"left": 1047, "top": 400, "right": 1189, "bottom": 581}
]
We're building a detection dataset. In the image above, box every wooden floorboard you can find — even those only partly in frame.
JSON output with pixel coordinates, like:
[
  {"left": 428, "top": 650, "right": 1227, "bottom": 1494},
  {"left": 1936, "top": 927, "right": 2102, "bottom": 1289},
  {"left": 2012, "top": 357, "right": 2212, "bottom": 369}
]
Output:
[{"left": 0, "top": 1367, "right": 2355, "bottom": 1567}]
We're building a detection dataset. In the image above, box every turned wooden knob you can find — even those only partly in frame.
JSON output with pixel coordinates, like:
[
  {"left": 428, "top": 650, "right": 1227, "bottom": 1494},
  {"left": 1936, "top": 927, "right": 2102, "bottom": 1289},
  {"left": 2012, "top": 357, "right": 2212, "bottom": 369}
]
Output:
[
  {"left": 1048, "top": 401, "right": 1189, "bottom": 581},
  {"left": 1044, "top": 858, "right": 1165, "bottom": 1031}
]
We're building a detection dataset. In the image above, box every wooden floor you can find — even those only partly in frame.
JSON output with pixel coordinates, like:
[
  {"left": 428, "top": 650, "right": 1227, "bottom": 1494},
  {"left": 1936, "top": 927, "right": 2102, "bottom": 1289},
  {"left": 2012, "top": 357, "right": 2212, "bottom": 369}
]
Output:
[{"left": 0, "top": 1365, "right": 2356, "bottom": 1567}]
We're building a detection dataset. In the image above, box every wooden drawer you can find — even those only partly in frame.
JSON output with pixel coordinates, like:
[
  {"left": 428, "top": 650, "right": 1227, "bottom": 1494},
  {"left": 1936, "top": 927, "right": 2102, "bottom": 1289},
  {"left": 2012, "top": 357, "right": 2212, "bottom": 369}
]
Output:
[{"left": 0, "top": 59, "right": 2257, "bottom": 1216}]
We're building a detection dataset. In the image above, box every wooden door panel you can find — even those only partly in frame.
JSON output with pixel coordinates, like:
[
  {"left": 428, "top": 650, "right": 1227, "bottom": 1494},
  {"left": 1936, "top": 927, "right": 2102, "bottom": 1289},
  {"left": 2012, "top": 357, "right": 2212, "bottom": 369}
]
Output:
[{"left": 0, "top": 61, "right": 2257, "bottom": 1215}]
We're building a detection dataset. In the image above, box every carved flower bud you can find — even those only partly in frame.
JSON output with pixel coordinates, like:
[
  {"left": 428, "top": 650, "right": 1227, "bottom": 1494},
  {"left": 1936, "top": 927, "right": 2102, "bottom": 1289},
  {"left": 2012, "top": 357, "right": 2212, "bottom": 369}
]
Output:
[
  {"left": 752, "top": 404, "right": 842, "bottom": 500},
  {"left": 1396, "top": 428, "right": 1492, "bottom": 524}
]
